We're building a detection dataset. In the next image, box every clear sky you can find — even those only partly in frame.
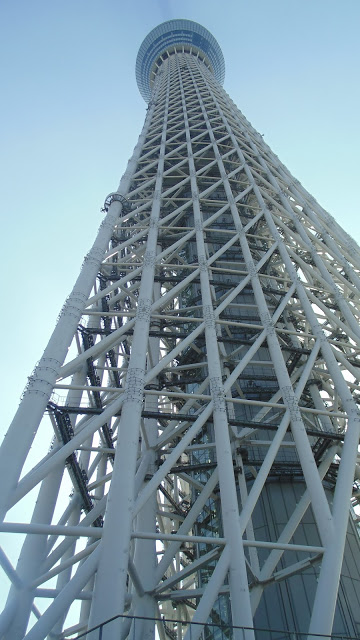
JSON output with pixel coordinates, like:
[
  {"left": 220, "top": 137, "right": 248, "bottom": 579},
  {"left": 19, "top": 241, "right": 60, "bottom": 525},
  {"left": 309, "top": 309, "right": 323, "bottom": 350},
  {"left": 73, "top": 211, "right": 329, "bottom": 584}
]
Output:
[{"left": 0, "top": 0, "right": 359, "bottom": 434}]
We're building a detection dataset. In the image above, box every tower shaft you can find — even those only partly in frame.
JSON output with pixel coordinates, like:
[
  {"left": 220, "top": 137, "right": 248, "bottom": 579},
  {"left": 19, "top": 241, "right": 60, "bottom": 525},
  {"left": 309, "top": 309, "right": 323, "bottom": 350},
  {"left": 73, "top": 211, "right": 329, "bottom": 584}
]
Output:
[{"left": 1, "top": 20, "right": 360, "bottom": 640}]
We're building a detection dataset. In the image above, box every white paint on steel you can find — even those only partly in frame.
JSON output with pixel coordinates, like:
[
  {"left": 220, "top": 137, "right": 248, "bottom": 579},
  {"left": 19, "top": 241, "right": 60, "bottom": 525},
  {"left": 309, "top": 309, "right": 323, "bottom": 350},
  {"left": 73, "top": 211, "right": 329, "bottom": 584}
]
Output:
[{"left": 1, "top": 22, "right": 359, "bottom": 640}]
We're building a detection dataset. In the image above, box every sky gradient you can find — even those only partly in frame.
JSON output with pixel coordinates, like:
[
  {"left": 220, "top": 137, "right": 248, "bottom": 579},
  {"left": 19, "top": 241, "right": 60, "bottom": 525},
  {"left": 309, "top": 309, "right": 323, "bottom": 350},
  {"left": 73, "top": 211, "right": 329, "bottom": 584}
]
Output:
[{"left": 1, "top": 0, "right": 359, "bottom": 442}]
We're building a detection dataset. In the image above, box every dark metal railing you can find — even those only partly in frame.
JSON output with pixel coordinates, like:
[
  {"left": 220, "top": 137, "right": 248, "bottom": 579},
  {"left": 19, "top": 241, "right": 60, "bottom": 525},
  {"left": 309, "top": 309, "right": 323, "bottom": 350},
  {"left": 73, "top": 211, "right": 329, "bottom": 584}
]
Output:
[{"left": 72, "top": 614, "right": 360, "bottom": 639}]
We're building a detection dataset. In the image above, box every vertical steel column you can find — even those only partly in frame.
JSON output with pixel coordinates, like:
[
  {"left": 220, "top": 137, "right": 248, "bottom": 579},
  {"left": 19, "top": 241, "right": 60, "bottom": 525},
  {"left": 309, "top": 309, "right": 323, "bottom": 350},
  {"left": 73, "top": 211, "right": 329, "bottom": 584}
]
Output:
[
  {"left": 197, "top": 63, "right": 334, "bottom": 544},
  {"left": 131, "top": 276, "right": 161, "bottom": 639},
  {"left": 178, "top": 54, "right": 255, "bottom": 639},
  {"left": 0, "top": 103, "right": 156, "bottom": 522},
  {"left": 1, "top": 464, "right": 64, "bottom": 640},
  {"left": 88, "top": 65, "right": 171, "bottom": 637}
]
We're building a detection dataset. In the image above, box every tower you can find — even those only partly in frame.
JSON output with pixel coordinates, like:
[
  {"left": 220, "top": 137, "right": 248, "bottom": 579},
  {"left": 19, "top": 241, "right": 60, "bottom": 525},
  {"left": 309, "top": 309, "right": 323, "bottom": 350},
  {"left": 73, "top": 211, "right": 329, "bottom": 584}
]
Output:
[{"left": 0, "top": 15, "right": 360, "bottom": 639}]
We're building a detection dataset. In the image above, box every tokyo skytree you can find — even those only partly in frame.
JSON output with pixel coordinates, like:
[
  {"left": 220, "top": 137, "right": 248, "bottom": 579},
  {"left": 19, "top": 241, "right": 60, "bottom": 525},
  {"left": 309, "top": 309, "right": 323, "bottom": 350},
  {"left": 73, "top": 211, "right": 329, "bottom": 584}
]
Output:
[{"left": 0, "top": 18, "right": 360, "bottom": 640}]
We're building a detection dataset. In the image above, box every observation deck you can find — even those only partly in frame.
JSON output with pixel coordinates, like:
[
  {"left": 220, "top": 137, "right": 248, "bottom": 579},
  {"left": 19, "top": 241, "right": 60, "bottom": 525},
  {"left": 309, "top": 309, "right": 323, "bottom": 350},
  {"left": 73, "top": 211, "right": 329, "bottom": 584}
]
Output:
[{"left": 136, "top": 19, "right": 225, "bottom": 102}]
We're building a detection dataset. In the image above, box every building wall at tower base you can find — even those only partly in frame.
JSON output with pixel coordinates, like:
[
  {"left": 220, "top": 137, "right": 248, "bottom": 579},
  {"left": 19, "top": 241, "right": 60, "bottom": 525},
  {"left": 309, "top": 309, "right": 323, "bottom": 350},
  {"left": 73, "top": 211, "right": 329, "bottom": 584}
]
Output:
[{"left": 251, "top": 481, "right": 360, "bottom": 638}]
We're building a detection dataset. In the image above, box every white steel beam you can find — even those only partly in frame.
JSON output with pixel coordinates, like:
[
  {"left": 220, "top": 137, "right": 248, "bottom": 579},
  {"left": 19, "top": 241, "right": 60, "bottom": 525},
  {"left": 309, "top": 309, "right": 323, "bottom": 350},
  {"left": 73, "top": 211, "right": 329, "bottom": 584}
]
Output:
[{"left": 1, "top": 19, "right": 360, "bottom": 640}]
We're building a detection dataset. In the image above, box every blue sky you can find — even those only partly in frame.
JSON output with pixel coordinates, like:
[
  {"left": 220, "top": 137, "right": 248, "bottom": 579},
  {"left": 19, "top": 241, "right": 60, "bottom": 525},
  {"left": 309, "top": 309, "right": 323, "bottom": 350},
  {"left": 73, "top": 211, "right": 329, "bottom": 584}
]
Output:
[{"left": 0, "top": 0, "right": 359, "bottom": 435}]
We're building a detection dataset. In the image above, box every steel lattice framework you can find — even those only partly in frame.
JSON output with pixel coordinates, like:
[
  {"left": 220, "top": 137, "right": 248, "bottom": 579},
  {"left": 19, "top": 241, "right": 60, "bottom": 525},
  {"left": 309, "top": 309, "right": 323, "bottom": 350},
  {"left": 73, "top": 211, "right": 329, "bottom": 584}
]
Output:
[{"left": 1, "top": 19, "right": 360, "bottom": 640}]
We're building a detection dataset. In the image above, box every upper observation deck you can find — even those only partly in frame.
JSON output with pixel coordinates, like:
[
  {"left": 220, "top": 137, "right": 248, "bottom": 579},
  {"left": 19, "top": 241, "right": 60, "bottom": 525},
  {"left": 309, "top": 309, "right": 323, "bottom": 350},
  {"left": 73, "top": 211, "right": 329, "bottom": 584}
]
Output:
[{"left": 136, "top": 19, "right": 225, "bottom": 102}]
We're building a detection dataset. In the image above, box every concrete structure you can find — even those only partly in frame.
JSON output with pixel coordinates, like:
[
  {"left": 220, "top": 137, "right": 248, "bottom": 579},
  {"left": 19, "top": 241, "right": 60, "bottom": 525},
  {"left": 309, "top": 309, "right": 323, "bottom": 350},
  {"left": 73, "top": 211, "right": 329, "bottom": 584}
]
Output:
[{"left": 0, "top": 19, "right": 360, "bottom": 640}]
